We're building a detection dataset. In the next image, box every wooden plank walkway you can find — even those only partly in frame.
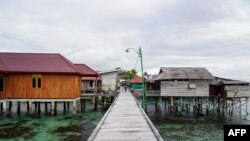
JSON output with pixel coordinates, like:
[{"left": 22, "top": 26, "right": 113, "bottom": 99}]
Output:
[{"left": 88, "top": 91, "right": 163, "bottom": 141}]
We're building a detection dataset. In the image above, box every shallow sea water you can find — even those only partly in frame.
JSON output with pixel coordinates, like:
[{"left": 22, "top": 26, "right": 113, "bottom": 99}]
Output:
[
  {"left": 0, "top": 100, "right": 106, "bottom": 141},
  {"left": 146, "top": 98, "right": 250, "bottom": 141}
]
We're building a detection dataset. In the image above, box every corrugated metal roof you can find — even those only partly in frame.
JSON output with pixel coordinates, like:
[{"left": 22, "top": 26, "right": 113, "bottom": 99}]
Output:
[
  {"left": 156, "top": 67, "right": 214, "bottom": 80},
  {"left": 214, "top": 77, "right": 249, "bottom": 85},
  {"left": 75, "top": 64, "right": 98, "bottom": 77},
  {"left": 0, "top": 52, "right": 80, "bottom": 74}
]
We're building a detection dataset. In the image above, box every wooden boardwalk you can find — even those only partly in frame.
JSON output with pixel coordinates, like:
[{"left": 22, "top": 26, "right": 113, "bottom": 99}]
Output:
[{"left": 88, "top": 91, "right": 163, "bottom": 141}]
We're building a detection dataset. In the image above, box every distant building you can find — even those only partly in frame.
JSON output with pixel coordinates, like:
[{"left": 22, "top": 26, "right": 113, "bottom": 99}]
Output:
[
  {"left": 75, "top": 64, "right": 100, "bottom": 94},
  {"left": 210, "top": 77, "right": 250, "bottom": 98},
  {"left": 129, "top": 75, "right": 143, "bottom": 90},
  {"left": 100, "top": 69, "right": 122, "bottom": 93},
  {"left": 156, "top": 67, "right": 214, "bottom": 97}
]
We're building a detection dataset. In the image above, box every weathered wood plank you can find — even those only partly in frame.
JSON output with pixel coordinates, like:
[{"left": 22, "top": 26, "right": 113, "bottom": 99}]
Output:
[{"left": 87, "top": 91, "right": 163, "bottom": 141}]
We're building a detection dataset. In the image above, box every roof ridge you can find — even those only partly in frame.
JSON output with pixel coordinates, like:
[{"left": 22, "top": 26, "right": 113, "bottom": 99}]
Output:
[{"left": 58, "top": 54, "right": 81, "bottom": 74}]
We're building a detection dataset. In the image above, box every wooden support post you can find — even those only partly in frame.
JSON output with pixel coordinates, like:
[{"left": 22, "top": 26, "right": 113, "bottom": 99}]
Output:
[
  {"left": 73, "top": 100, "right": 77, "bottom": 114},
  {"left": 6, "top": 101, "right": 10, "bottom": 114},
  {"left": 170, "top": 97, "right": 173, "bottom": 106},
  {"left": 80, "top": 100, "right": 83, "bottom": 111},
  {"left": 95, "top": 96, "right": 98, "bottom": 110},
  {"left": 157, "top": 96, "right": 162, "bottom": 113},
  {"left": 83, "top": 99, "right": 86, "bottom": 109},
  {"left": 155, "top": 97, "right": 158, "bottom": 112},
  {"left": 64, "top": 102, "right": 66, "bottom": 113},
  {"left": 34, "top": 102, "right": 37, "bottom": 111},
  {"left": 67, "top": 102, "right": 70, "bottom": 109},
  {"left": 45, "top": 102, "right": 48, "bottom": 113},
  {"left": 164, "top": 97, "right": 167, "bottom": 110},
  {"left": 9, "top": 101, "right": 12, "bottom": 113},
  {"left": 246, "top": 98, "right": 248, "bottom": 115},
  {"left": 0, "top": 102, "right": 3, "bottom": 112},
  {"left": 218, "top": 97, "right": 221, "bottom": 113},
  {"left": 77, "top": 100, "right": 81, "bottom": 112},
  {"left": 17, "top": 101, "right": 21, "bottom": 115},
  {"left": 51, "top": 101, "right": 55, "bottom": 115},
  {"left": 93, "top": 96, "right": 97, "bottom": 110},
  {"left": 55, "top": 102, "right": 57, "bottom": 114},
  {"left": 27, "top": 101, "right": 29, "bottom": 113},
  {"left": 231, "top": 98, "right": 234, "bottom": 115},
  {"left": 104, "top": 97, "right": 107, "bottom": 109},
  {"left": 38, "top": 102, "right": 41, "bottom": 114},
  {"left": 239, "top": 98, "right": 241, "bottom": 114},
  {"left": 29, "top": 101, "right": 32, "bottom": 114},
  {"left": 2, "top": 101, "right": 6, "bottom": 113}
]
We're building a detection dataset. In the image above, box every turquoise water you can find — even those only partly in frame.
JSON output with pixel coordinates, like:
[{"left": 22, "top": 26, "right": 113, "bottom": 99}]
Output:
[
  {"left": 1, "top": 97, "right": 249, "bottom": 141},
  {"left": 0, "top": 100, "right": 106, "bottom": 141},
  {"left": 146, "top": 98, "right": 250, "bottom": 141}
]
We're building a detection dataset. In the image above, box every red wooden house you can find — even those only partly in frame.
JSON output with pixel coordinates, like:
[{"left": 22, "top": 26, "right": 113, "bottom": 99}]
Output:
[{"left": 0, "top": 52, "right": 95, "bottom": 114}]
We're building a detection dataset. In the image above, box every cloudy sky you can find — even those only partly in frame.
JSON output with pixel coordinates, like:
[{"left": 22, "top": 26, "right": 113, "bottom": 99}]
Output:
[{"left": 0, "top": 0, "right": 250, "bottom": 81}]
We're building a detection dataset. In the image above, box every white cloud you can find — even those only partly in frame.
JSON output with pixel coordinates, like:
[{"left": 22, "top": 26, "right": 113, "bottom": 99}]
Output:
[{"left": 0, "top": 0, "right": 250, "bottom": 81}]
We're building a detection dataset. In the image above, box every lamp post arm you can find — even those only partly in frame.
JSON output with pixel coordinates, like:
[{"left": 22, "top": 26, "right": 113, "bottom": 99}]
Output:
[{"left": 126, "top": 48, "right": 139, "bottom": 54}]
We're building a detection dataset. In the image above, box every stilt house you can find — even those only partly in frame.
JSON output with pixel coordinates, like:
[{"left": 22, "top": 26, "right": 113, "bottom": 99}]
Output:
[
  {"left": 156, "top": 67, "right": 214, "bottom": 97},
  {"left": 0, "top": 53, "right": 83, "bottom": 99},
  {"left": 210, "top": 77, "right": 250, "bottom": 98}
]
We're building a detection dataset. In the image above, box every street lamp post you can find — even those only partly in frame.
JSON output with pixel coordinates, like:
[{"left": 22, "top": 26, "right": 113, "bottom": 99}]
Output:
[{"left": 125, "top": 47, "right": 146, "bottom": 111}]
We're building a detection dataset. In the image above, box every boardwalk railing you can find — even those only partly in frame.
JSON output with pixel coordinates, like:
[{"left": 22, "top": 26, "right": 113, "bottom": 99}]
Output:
[{"left": 87, "top": 91, "right": 163, "bottom": 141}]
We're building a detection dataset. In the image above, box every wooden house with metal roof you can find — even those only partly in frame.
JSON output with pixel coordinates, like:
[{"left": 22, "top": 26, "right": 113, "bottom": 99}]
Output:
[
  {"left": 0, "top": 52, "right": 84, "bottom": 99},
  {"left": 0, "top": 52, "right": 96, "bottom": 114},
  {"left": 210, "top": 77, "right": 250, "bottom": 98},
  {"left": 156, "top": 67, "right": 214, "bottom": 97}
]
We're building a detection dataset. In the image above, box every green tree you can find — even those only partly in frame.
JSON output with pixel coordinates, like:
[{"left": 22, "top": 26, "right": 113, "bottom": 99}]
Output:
[{"left": 124, "top": 69, "right": 137, "bottom": 80}]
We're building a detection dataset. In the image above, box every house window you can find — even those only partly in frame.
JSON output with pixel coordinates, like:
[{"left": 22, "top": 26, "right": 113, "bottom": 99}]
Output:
[
  {"left": 0, "top": 77, "right": 4, "bottom": 92},
  {"left": 32, "top": 75, "right": 42, "bottom": 88},
  {"left": 188, "top": 80, "right": 196, "bottom": 89},
  {"left": 89, "top": 80, "right": 94, "bottom": 87}
]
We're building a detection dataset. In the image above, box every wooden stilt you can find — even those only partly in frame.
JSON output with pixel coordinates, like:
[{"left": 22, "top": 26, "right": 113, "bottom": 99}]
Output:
[
  {"left": 164, "top": 97, "right": 167, "bottom": 110},
  {"left": 0, "top": 102, "right": 3, "bottom": 112},
  {"left": 29, "top": 101, "right": 32, "bottom": 114},
  {"left": 80, "top": 100, "right": 83, "bottom": 111},
  {"left": 55, "top": 102, "right": 57, "bottom": 114},
  {"left": 45, "top": 102, "right": 48, "bottom": 113},
  {"left": 239, "top": 98, "right": 241, "bottom": 114},
  {"left": 51, "top": 101, "right": 55, "bottom": 115},
  {"left": 95, "top": 96, "right": 98, "bottom": 110},
  {"left": 64, "top": 102, "right": 66, "bottom": 113},
  {"left": 17, "top": 101, "right": 21, "bottom": 115},
  {"left": 246, "top": 98, "right": 248, "bottom": 115},
  {"left": 157, "top": 96, "right": 162, "bottom": 113},
  {"left": 27, "top": 101, "right": 29, "bottom": 113},
  {"left": 34, "top": 102, "right": 37, "bottom": 111},
  {"left": 83, "top": 99, "right": 86, "bottom": 109},
  {"left": 38, "top": 102, "right": 41, "bottom": 114},
  {"left": 170, "top": 97, "right": 173, "bottom": 106},
  {"left": 6, "top": 101, "right": 10, "bottom": 114},
  {"left": 67, "top": 102, "right": 70, "bottom": 109},
  {"left": 73, "top": 101, "right": 77, "bottom": 114}
]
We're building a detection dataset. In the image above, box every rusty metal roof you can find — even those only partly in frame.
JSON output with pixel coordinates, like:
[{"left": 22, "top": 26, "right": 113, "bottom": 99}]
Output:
[
  {"left": 156, "top": 67, "right": 214, "bottom": 80},
  {"left": 0, "top": 52, "right": 80, "bottom": 74}
]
